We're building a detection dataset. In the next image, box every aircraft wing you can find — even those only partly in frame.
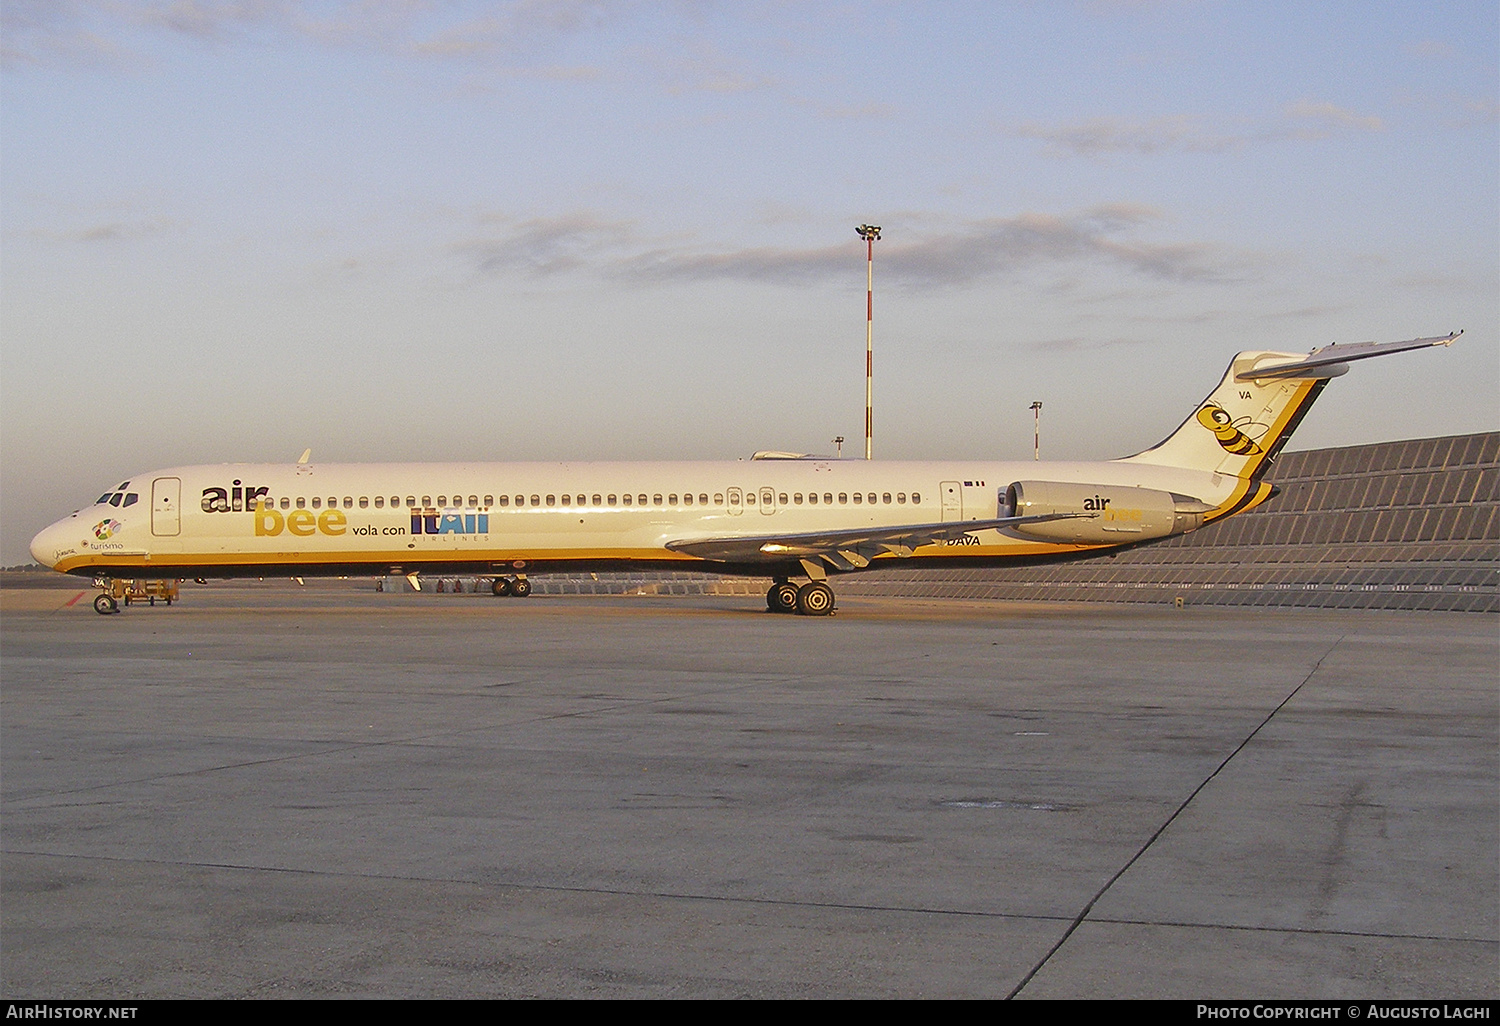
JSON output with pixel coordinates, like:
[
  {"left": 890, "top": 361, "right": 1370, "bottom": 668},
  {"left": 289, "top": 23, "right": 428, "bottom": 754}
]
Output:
[
  {"left": 664, "top": 512, "right": 1094, "bottom": 569},
  {"left": 1237, "top": 332, "right": 1461, "bottom": 381}
]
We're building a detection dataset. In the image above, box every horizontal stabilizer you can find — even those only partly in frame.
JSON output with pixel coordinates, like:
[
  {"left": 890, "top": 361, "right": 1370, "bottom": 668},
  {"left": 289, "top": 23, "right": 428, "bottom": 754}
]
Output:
[{"left": 1236, "top": 333, "right": 1461, "bottom": 382}]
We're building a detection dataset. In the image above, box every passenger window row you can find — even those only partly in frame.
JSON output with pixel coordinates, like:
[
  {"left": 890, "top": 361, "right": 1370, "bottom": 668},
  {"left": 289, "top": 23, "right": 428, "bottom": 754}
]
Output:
[{"left": 250, "top": 490, "right": 922, "bottom": 511}]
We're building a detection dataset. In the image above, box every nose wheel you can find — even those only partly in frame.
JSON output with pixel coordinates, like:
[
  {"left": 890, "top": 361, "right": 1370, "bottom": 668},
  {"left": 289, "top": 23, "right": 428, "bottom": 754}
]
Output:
[{"left": 93, "top": 594, "right": 119, "bottom": 615}]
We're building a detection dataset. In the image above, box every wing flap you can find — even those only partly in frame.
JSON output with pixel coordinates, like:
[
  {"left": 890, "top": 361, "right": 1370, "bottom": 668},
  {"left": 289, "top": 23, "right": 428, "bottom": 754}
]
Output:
[{"left": 664, "top": 513, "right": 1093, "bottom": 565}]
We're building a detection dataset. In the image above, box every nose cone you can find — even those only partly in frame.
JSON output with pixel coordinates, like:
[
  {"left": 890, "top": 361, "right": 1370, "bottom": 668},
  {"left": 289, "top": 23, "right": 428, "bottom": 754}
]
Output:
[{"left": 30, "top": 516, "right": 78, "bottom": 570}]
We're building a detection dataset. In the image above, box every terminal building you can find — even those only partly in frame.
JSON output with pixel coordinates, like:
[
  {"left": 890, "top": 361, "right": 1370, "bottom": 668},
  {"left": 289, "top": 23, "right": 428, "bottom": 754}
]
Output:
[{"left": 514, "top": 432, "right": 1497, "bottom": 613}]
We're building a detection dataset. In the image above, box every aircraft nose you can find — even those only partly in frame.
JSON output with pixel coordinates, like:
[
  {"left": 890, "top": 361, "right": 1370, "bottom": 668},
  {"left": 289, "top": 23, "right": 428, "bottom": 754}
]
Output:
[{"left": 29, "top": 517, "right": 75, "bottom": 570}]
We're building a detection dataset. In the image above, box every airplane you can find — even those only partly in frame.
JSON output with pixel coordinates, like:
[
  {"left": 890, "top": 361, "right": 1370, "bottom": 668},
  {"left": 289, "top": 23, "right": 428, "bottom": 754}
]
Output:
[{"left": 30, "top": 333, "right": 1460, "bottom": 616}]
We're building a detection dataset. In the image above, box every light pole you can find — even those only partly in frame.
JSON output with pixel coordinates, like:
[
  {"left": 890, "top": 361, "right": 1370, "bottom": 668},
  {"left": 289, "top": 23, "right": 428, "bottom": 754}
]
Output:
[
  {"left": 1030, "top": 401, "right": 1043, "bottom": 460},
  {"left": 833, "top": 436, "right": 845, "bottom": 459},
  {"left": 856, "top": 224, "right": 881, "bottom": 460}
]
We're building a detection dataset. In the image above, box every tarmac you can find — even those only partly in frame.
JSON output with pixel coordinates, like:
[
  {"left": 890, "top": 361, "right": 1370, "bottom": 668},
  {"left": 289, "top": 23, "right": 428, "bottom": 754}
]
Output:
[{"left": 2, "top": 577, "right": 1496, "bottom": 999}]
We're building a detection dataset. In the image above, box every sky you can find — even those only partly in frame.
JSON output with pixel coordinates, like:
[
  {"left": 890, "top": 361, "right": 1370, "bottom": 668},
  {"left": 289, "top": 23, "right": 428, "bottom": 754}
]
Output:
[{"left": 2, "top": 0, "right": 1496, "bottom": 564}]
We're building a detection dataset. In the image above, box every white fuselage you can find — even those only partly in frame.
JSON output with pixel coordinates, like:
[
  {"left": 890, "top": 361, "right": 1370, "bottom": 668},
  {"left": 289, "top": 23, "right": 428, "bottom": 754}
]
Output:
[{"left": 30, "top": 456, "right": 1243, "bottom": 580}]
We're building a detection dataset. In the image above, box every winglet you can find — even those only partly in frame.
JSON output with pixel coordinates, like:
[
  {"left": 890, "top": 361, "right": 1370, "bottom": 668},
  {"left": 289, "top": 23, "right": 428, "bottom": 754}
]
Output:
[{"left": 297, "top": 448, "right": 312, "bottom": 464}]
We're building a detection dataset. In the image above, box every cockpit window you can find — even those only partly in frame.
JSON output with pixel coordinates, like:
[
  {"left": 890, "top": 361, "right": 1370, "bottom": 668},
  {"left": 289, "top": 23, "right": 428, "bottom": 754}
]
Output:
[
  {"left": 123, "top": 493, "right": 138, "bottom": 507},
  {"left": 107, "top": 494, "right": 122, "bottom": 507},
  {"left": 97, "top": 494, "right": 113, "bottom": 505}
]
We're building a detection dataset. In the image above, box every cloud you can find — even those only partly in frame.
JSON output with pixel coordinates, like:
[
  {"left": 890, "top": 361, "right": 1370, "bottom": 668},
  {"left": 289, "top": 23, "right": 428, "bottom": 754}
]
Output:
[
  {"left": 2, "top": 0, "right": 623, "bottom": 68},
  {"left": 453, "top": 207, "right": 1232, "bottom": 287},
  {"left": 133, "top": 0, "right": 293, "bottom": 41},
  {"left": 1015, "top": 100, "right": 1384, "bottom": 157},
  {"left": 1015, "top": 114, "right": 1244, "bottom": 156},
  {"left": 32, "top": 217, "right": 179, "bottom": 243},
  {"left": 654, "top": 41, "right": 776, "bottom": 95},
  {"left": 1404, "top": 39, "right": 1456, "bottom": 60},
  {"left": 410, "top": 1, "right": 612, "bottom": 59},
  {"left": 453, "top": 212, "right": 637, "bottom": 275},
  {"left": 614, "top": 206, "right": 1232, "bottom": 288},
  {"left": 1281, "top": 99, "right": 1383, "bottom": 138}
]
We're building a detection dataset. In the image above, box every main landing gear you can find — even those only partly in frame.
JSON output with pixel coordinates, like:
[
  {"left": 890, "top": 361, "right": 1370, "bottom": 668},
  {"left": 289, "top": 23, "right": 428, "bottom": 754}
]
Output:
[
  {"left": 766, "top": 579, "right": 836, "bottom": 617},
  {"left": 491, "top": 576, "right": 532, "bottom": 598}
]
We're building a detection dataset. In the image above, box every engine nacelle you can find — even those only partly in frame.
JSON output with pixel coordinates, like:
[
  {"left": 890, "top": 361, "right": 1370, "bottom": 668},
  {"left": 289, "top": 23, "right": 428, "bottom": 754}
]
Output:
[{"left": 1003, "top": 481, "right": 1211, "bottom": 544}]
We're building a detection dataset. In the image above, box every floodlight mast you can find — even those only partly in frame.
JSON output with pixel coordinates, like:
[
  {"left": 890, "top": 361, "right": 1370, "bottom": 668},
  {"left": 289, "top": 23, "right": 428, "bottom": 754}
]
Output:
[
  {"left": 856, "top": 224, "right": 881, "bottom": 460},
  {"left": 1030, "top": 401, "right": 1043, "bottom": 460}
]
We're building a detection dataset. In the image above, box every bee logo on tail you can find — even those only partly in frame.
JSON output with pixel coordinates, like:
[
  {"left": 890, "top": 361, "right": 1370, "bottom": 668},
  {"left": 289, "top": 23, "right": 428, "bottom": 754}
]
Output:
[{"left": 1196, "top": 404, "right": 1267, "bottom": 456}]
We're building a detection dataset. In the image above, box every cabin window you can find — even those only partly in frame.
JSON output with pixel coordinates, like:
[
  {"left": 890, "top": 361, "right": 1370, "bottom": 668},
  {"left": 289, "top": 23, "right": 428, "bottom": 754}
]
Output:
[
  {"left": 636, "top": 494, "right": 645, "bottom": 505},
  {"left": 592, "top": 494, "right": 602, "bottom": 506},
  {"left": 911, "top": 492, "right": 921, "bottom": 504},
  {"left": 838, "top": 493, "right": 847, "bottom": 504},
  {"left": 607, "top": 494, "right": 617, "bottom": 505},
  {"left": 791, "top": 493, "right": 801, "bottom": 504},
  {"left": 421, "top": 496, "right": 432, "bottom": 507},
  {"left": 515, "top": 496, "right": 524, "bottom": 507},
  {"left": 497, "top": 495, "right": 509, "bottom": 507},
  {"left": 682, "top": 493, "right": 692, "bottom": 506},
  {"left": 714, "top": 493, "right": 724, "bottom": 505},
  {"left": 312, "top": 497, "right": 322, "bottom": 509},
  {"left": 778, "top": 493, "right": 788, "bottom": 505},
  {"left": 545, "top": 494, "right": 555, "bottom": 506},
  {"left": 561, "top": 494, "right": 571, "bottom": 506},
  {"left": 406, "top": 497, "right": 416, "bottom": 508},
  {"left": 668, "top": 494, "right": 678, "bottom": 505},
  {"left": 852, "top": 493, "right": 861, "bottom": 504},
  {"left": 807, "top": 492, "right": 817, "bottom": 504},
  {"left": 482, "top": 495, "right": 492, "bottom": 507},
  {"left": 373, "top": 496, "right": 384, "bottom": 508},
  {"left": 896, "top": 493, "right": 906, "bottom": 504},
  {"left": 653, "top": 494, "right": 663, "bottom": 505},
  {"left": 746, "top": 492, "right": 756, "bottom": 505},
  {"left": 882, "top": 493, "right": 891, "bottom": 504},
  {"left": 344, "top": 497, "right": 354, "bottom": 508},
  {"left": 437, "top": 495, "right": 447, "bottom": 507}
]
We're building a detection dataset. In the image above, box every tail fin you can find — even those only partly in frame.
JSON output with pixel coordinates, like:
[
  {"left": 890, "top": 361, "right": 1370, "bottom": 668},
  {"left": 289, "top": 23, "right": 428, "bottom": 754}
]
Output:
[
  {"left": 1122, "top": 333, "right": 1459, "bottom": 479},
  {"left": 1122, "top": 351, "right": 1329, "bottom": 480}
]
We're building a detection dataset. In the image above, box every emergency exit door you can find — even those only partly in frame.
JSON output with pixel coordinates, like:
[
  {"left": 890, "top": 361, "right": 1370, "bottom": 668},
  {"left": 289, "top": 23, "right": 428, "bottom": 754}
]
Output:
[{"left": 940, "top": 481, "right": 962, "bottom": 521}]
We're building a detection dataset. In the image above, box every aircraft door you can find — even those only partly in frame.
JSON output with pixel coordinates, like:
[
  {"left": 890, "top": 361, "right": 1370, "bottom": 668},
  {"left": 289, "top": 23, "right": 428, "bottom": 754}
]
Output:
[
  {"left": 940, "top": 480, "right": 962, "bottom": 521},
  {"left": 152, "top": 477, "right": 181, "bottom": 536},
  {"left": 759, "top": 487, "right": 776, "bottom": 515}
]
